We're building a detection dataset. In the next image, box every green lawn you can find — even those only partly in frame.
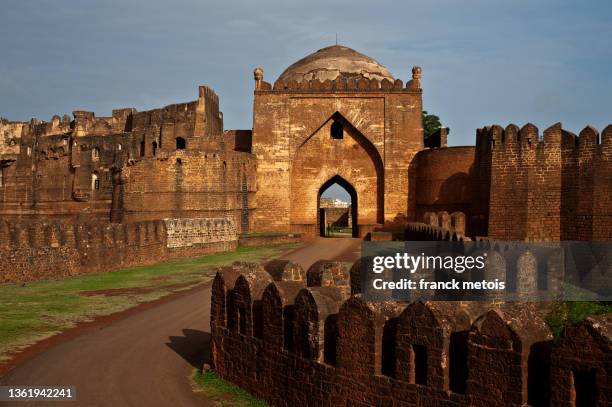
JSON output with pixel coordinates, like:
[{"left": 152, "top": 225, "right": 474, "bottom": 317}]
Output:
[
  {"left": 192, "top": 368, "right": 268, "bottom": 407},
  {"left": 0, "top": 243, "right": 298, "bottom": 362}
]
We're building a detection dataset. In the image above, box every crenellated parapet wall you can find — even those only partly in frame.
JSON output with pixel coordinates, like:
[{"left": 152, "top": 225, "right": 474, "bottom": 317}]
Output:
[
  {"left": 0, "top": 217, "right": 237, "bottom": 283},
  {"left": 267, "top": 75, "right": 421, "bottom": 93},
  {"left": 403, "top": 213, "right": 612, "bottom": 302},
  {"left": 475, "top": 123, "right": 612, "bottom": 241},
  {"left": 550, "top": 314, "right": 612, "bottom": 406},
  {"left": 405, "top": 211, "right": 469, "bottom": 241},
  {"left": 252, "top": 65, "right": 423, "bottom": 237},
  {"left": 210, "top": 260, "right": 612, "bottom": 407},
  {"left": 408, "top": 215, "right": 551, "bottom": 296}
]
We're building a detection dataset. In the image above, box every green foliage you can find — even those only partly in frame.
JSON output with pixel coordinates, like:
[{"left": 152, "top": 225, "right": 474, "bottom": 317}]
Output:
[
  {"left": 0, "top": 243, "right": 297, "bottom": 361},
  {"left": 422, "top": 110, "right": 442, "bottom": 140},
  {"left": 192, "top": 369, "right": 268, "bottom": 407},
  {"left": 546, "top": 301, "right": 612, "bottom": 339}
]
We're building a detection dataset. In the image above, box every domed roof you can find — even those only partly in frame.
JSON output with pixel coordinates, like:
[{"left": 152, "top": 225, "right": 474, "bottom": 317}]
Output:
[{"left": 277, "top": 45, "right": 395, "bottom": 84}]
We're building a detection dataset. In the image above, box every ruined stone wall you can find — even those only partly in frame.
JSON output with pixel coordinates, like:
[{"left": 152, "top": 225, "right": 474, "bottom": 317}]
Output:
[
  {"left": 414, "top": 147, "right": 475, "bottom": 234},
  {"left": 210, "top": 260, "right": 611, "bottom": 407},
  {"left": 0, "top": 86, "right": 253, "bottom": 226},
  {"left": 0, "top": 116, "right": 127, "bottom": 220},
  {"left": 119, "top": 149, "right": 255, "bottom": 233},
  {"left": 478, "top": 123, "right": 611, "bottom": 241},
  {"left": 129, "top": 86, "right": 223, "bottom": 157},
  {"left": 0, "top": 217, "right": 237, "bottom": 283},
  {"left": 251, "top": 77, "right": 423, "bottom": 238},
  {"left": 550, "top": 314, "right": 612, "bottom": 406}
]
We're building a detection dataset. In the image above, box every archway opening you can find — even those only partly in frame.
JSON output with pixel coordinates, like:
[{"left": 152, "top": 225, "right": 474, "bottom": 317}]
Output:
[{"left": 318, "top": 175, "right": 357, "bottom": 238}]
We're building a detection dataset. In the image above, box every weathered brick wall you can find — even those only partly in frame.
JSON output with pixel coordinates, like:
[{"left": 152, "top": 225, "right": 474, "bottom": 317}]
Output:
[
  {"left": 3, "top": 75, "right": 609, "bottom": 245},
  {"left": 129, "top": 86, "right": 223, "bottom": 155},
  {"left": 211, "top": 261, "right": 610, "bottom": 407},
  {"left": 165, "top": 218, "right": 236, "bottom": 248},
  {"left": 0, "top": 116, "right": 127, "bottom": 220},
  {"left": 414, "top": 147, "right": 475, "bottom": 233},
  {"left": 479, "top": 123, "right": 611, "bottom": 241},
  {"left": 0, "top": 217, "right": 237, "bottom": 283},
  {"left": 470, "top": 128, "right": 494, "bottom": 237},
  {"left": 120, "top": 150, "right": 255, "bottom": 233},
  {"left": 550, "top": 314, "right": 612, "bottom": 406},
  {"left": 0, "top": 86, "right": 255, "bottom": 229},
  {"left": 251, "top": 76, "right": 423, "bottom": 238}
]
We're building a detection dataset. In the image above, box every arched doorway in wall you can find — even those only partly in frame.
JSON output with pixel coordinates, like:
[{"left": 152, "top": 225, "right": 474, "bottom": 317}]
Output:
[
  {"left": 289, "top": 111, "right": 385, "bottom": 238},
  {"left": 318, "top": 175, "right": 358, "bottom": 238}
]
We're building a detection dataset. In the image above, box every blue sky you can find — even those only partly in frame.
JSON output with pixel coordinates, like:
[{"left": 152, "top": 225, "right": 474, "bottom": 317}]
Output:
[{"left": 1, "top": 0, "right": 611, "bottom": 200}]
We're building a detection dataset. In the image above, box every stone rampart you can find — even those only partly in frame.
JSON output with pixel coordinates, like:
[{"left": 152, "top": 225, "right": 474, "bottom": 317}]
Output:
[
  {"left": 210, "top": 260, "right": 611, "bottom": 407},
  {"left": 0, "top": 217, "right": 236, "bottom": 283}
]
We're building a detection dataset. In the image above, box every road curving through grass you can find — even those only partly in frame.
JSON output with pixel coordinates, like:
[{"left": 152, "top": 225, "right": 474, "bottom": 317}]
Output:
[{"left": 0, "top": 243, "right": 298, "bottom": 363}]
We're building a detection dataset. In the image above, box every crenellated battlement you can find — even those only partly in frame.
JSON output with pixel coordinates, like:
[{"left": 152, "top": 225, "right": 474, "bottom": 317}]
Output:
[
  {"left": 0, "top": 217, "right": 237, "bottom": 283},
  {"left": 404, "top": 222, "right": 567, "bottom": 296},
  {"left": 477, "top": 122, "right": 612, "bottom": 153},
  {"left": 417, "top": 211, "right": 468, "bottom": 238},
  {"left": 210, "top": 260, "right": 612, "bottom": 407},
  {"left": 474, "top": 123, "right": 612, "bottom": 241},
  {"left": 266, "top": 76, "right": 420, "bottom": 93}
]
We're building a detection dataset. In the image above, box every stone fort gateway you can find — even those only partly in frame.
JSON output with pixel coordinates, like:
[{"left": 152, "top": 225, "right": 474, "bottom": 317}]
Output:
[
  {"left": 1, "top": 45, "right": 609, "bottom": 249},
  {"left": 0, "top": 45, "right": 611, "bottom": 406}
]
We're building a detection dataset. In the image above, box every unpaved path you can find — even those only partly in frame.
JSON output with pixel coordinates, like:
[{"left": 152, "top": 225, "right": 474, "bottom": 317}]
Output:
[{"left": 0, "top": 238, "right": 360, "bottom": 406}]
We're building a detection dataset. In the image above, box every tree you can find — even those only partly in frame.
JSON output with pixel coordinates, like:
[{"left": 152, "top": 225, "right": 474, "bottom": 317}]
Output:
[{"left": 422, "top": 111, "right": 442, "bottom": 141}]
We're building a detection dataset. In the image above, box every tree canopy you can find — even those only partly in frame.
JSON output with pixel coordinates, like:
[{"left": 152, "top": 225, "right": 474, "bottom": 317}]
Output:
[{"left": 422, "top": 111, "right": 443, "bottom": 140}]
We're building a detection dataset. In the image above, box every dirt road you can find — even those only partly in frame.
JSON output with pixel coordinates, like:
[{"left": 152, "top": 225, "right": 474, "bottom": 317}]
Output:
[
  {"left": 0, "top": 238, "right": 360, "bottom": 407},
  {"left": 281, "top": 237, "right": 361, "bottom": 269}
]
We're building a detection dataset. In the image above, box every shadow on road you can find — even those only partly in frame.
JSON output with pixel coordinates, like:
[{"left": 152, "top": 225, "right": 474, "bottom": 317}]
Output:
[{"left": 166, "top": 329, "right": 210, "bottom": 368}]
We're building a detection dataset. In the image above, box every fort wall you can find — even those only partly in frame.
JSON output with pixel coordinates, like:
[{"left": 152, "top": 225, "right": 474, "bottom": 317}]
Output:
[
  {"left": 0, "top": 116, "right": 126, "bottom": 220},
  {"left": 0, "top": 217, "right": 237, "bottom": 283},
  {"left": 210, "top": 260, "right": 611, "bottom": 407},
  {"left": 252, "top": 75, "right": 423, "bottom": 238},
  {"left": 0, "top": 86, "right": 254, "bottom": 226},
  {"left": 414, "top": 147, "right": 475, "bottom": 233},
  {"left": 478, "top": 123, "right": 612, "bottom": 241},
  {"left": 119, "top": 150, "right": 256, "bottom": 233}
]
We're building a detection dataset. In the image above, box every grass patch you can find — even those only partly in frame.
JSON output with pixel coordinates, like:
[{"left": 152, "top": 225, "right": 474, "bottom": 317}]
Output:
[
  {"left": 0, "top": 243, "right": 298, "bottom": 362},
  {"left": 546, "top": 301, "right": 612, "bottom": 339},
  {"left": 327, "top": 226, "right": 352, "bottom": 234},
  {"left": 192, "top": 368, "right": 268, "bottom": 407}
]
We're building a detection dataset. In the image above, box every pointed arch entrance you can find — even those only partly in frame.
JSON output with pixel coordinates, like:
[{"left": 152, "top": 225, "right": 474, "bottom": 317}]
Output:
[
  {"left": 290, "top": 111, "right": 384, "bottom": 238},
  {"left": 318, "top": 175, "right": 358, "bottom": 238}
]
